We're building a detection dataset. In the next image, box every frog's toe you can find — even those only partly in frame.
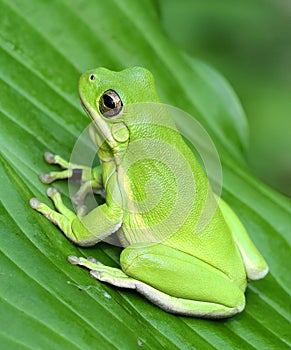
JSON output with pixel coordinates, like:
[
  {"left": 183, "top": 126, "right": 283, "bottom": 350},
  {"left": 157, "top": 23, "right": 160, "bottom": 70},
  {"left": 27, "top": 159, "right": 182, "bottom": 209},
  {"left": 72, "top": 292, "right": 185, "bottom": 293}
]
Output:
[
  {"left": 68, "top": 255, "right": 80, "bottom": 265},
  {"left": 44, "top": 151, "right": 56, "bottom": 164},
  {"left": 68, "top": 255, "right": 102, "bottom": 265},
  {"left": 46, "top": 187, "right": 75, "bottom": 220},
  {"left": 87, "top": 256, "right": 98, "bottom": 263},
  {"left": 39, "top": 173, "right": 54, "bottom": 184},
  {"left": 87, "top": 256, "right": 103, "bottom": 265},
  {"left": 68, "top": 256, "right": 104, "bottom": 270},
  {"left": 90, "top": 270, "right": 101, "bottom": 279},
  {"left": 29, "top": 197, "right": 62, "bottom": 226},
  {"left": 47, "top": 187, "right": 61, "bottom": 198},
  {"left": 29, "top": 197, "right": 42, "bottom": 209}
]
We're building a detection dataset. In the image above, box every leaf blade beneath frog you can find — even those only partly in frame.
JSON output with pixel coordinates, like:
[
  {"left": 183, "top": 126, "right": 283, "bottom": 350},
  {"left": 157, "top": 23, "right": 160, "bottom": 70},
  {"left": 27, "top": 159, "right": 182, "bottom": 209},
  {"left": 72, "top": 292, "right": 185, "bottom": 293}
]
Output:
[{"left": 0, "top": 0, "right": 290, "bottom": 350}]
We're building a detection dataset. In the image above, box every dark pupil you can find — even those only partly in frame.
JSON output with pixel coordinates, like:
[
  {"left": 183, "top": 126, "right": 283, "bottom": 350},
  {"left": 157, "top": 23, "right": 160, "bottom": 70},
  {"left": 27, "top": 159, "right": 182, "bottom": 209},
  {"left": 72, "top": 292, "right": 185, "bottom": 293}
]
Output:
[{"left": 103, "top": 94, "right": 116, "bottom": 109}]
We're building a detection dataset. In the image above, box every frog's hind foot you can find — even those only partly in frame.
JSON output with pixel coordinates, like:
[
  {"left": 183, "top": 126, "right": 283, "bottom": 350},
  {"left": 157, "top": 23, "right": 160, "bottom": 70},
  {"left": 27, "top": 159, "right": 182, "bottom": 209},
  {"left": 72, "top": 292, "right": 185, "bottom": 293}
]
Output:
[{"left": 67, "top": 255, "right": 137, "bottom": 289}]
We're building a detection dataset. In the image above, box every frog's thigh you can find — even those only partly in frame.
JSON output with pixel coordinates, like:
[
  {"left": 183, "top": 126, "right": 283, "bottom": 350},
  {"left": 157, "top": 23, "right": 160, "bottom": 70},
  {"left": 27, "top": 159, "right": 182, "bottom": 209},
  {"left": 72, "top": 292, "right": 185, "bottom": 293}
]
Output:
[
  {"left": 218, "top": 197, "right": 268, "bottom": 280},
  {"left": 120, "top": 243, "right": 245, "bottom": 318}
]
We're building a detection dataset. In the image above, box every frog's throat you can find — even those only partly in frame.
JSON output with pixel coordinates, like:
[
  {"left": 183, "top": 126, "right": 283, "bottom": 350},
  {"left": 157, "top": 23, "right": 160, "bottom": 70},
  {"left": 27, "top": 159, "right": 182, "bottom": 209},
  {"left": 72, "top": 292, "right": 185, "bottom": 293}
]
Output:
[{"left": 82, "top": 101, "right": 118, "bottom": 150}]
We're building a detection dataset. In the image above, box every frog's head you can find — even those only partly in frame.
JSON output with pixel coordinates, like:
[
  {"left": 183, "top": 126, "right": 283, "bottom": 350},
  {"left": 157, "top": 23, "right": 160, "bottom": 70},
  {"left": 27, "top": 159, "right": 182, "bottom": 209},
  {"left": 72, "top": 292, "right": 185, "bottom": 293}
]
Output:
[{"left": 79, "top": 67, "right": 160, "bottom": 160}]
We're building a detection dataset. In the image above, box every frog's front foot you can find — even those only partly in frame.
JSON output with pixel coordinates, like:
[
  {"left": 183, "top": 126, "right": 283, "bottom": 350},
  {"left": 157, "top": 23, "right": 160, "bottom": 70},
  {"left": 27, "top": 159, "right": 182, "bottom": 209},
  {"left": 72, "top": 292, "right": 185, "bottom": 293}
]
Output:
[
  {"left": 45, "top": 187, "right": 86, "bottom": 218},
  {"left": 39, "top": 152, "right": 74, "bottom": 184},
  {"left": 30, "top": 186, "right": 100, "bottom": 246},
  {"left": 39, "top": 151, "right": 104, "bottom": 207},
  {"left": 44, "top": 151, "right": 70, "bottom": 167},
  {"left": 44, "top": 151, "right": 57, "bottom": 164},
  {"left": 39, "top": 173, "right": 51, "bottom": 184},
  {"left": 30, "top": 187, "right": 78, "bottom": 240}
]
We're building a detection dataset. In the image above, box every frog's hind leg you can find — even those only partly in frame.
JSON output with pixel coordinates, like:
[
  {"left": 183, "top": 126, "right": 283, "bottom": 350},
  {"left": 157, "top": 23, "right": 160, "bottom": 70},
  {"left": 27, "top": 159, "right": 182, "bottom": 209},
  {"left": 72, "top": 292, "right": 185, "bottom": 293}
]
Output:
[
  {"left": 134, "top": 279, "right": 243, "bottom": 318},
  {"left": 68, "top": 255, "right": 241, "bottom": 318},
  {"left": 217, "top": 197, "right": 269, "bottom": 281},
  {"left": 120, "top": 243, "right": 245, "bottom": 318},
  {"left": 69, "top": 243, "right": 245, "bottom": 318}
]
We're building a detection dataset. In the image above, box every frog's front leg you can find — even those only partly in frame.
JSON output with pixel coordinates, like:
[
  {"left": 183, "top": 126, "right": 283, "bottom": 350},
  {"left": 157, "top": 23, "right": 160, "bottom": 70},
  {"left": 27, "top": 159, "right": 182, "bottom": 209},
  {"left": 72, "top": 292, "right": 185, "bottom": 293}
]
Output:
[
  {"left": 30, "top": 175, "right": 122, "bottom": 246},
  {"left": 70, "top": 243, "right": 245, "bottom": 318}
]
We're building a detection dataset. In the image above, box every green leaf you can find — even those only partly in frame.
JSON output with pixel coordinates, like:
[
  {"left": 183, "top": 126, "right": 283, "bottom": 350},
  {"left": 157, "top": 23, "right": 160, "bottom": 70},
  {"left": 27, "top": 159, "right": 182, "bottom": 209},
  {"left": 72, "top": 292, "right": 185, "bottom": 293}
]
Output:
[{"left": 0, "top": 1, "right": 290, "bottom": 349}]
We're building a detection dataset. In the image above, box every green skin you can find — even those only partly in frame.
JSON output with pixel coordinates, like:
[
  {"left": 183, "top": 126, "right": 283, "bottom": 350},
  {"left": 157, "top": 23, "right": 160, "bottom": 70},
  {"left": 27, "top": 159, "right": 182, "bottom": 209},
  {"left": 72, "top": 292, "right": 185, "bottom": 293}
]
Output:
[{"left": 30, "top": 67, "right": 268, "bottom": 318}]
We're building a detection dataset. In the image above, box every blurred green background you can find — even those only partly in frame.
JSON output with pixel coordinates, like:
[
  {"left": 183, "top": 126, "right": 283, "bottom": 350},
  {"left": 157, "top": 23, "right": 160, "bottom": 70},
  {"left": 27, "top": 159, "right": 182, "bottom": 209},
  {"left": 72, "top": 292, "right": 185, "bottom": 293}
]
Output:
[{"left": 160, "top": 0, "right": 291, "bottom": 196}]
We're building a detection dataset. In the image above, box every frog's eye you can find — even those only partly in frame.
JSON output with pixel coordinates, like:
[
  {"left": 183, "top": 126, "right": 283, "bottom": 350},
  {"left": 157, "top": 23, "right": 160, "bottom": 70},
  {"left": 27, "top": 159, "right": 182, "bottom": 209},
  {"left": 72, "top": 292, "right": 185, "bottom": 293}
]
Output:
[
  {"left": 89, "top": 74, "right": 96, "bottom": 81},
  {"left": 99, "top": 90, "right": 123, "bottom": 118}
]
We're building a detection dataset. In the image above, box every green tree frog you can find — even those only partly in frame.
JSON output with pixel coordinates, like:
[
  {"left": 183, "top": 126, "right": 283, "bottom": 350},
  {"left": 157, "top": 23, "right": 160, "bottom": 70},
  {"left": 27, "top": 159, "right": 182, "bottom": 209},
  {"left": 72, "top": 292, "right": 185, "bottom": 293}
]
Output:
[{"left": 30, "top": 67, "right": 268, "bottom": 318}]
